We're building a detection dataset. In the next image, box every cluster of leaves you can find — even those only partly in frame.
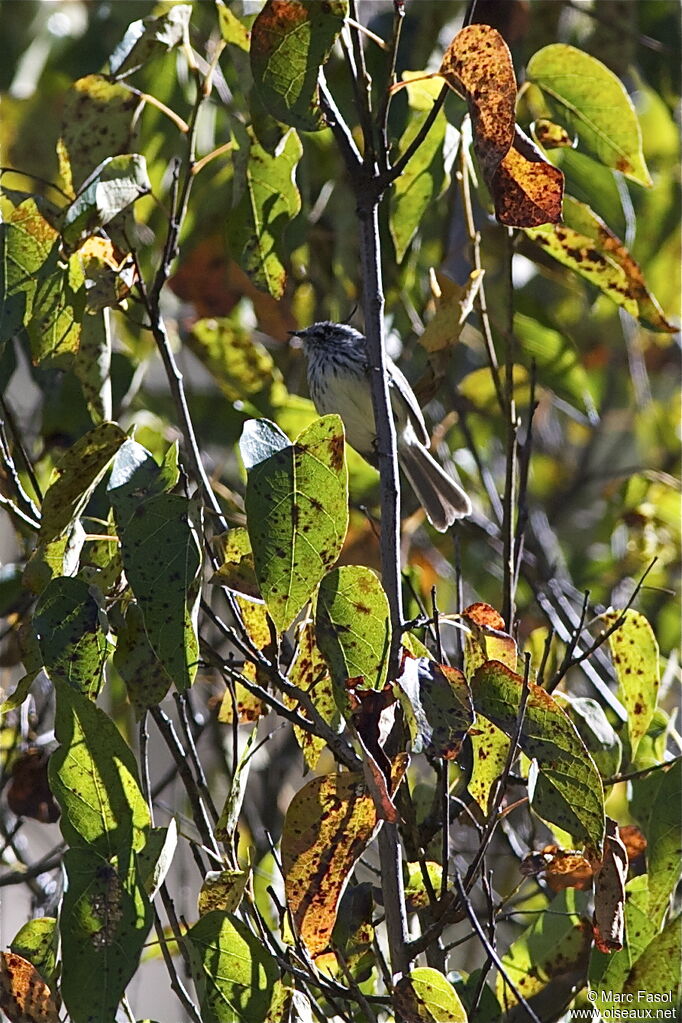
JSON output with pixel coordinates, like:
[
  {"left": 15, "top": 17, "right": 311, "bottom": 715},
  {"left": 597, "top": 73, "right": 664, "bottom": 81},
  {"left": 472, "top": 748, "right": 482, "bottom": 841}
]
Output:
[{"left": 0, "top": 2, "right": 680, "bottom": 1022}]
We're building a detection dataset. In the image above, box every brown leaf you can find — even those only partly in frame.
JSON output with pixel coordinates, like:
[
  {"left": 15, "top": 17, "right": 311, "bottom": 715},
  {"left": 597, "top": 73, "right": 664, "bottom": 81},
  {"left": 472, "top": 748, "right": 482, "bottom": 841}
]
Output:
[
  {"left": 591, "top": 818, "right": 628, "bottom": 953},
  {"left": 520, "top": 844, "right": 594, "bottom": 891},
  {"left": 0, "top": 952, "right": 60, "bottom": 1023},
  {"left": 439, "top": 25, "right": 563, "bottom": 227},
  {"left": 440, "top": 24, "right": 516, "bottom": 180},
  {"left": 493, "top": 126, "right": 564, "bottom": 227},
  {"left": 6, "top": 750, "right": 60, "bottom": 824},
  {"left": 618, "top": 824, "right": 647, "bottom": 863}
]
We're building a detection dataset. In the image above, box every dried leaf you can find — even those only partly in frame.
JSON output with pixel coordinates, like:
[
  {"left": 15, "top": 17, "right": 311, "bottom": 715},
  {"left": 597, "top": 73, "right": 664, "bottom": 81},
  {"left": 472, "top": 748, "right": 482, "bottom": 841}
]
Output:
[
  {"left": 0, "top": 952, "right": 60, "bottom": 1023},
  {"left": 520, "top": 845, "right": 593, "bottom": 892},
  {"left": 591, "top": 819, "right": 628, "bottom": 953},
  {"left": 6, "top": 749, "right": 60, "bottom": 824},
  {"left": 439, "top": 25, "right": 562, "bottom": 226}
]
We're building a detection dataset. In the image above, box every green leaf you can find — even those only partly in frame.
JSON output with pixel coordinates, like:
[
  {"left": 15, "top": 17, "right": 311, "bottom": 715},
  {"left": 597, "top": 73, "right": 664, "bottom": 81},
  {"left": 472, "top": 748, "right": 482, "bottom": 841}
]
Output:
[
  {"left": 646, "top": 759, "right": 682, "bottom": 928},
  {"left": 553, "top": 694, "right": 622, "bottom": 780},
  {"left": 62, "top": 154, "right": 151, "bottom": 250},
  {"left": 472, "top": 660, "right": 605, "bottom": 851},
  {"left": 526, "top": 196, "right": 676, "bottom": 332},
  {"left": 33, "top": 577, "right": 109, "bottom": 697},
  {"left": 114, "top": 493, "right": 202, "bottom": 692},
  {"left": 60, "top": 75, "right": 143, "bottom": 191},
  {"left": 187, "top": 317, "right": 279, "bottom": 404},
  {"left": 215, "top": 726, "right": 259, "bottom": 845},
  {"left": 498, "top": 889, "right": 591, "bottom": 1010},
  {"left": 39, "top": 421, "right": 127, "bottom": 544},
  {"left": 228, "top": 124, "right": 302, "bottom": 299},
  {"left": 198, "top": 869, "right": 249, "bottom": 916},
  {"left": 390, "top": 75, "right": 449, "bottom": 262},
  {"left": 394, "top": 967, "right": 468, "bottom": 1022},
  {"left": 242, "top": 415, "right": 348, "bottom": 632},
  {"left": 23, "top": 521, "right": 86, "bottom": 595},
  {"left": 602, "top": 609, "right": 660, "bottom": 760},
  {"left": 107, "top": 438, "right": 179, "bottom": 523},
  {"left": 50, "top": 680, "right": 151, "bottom": 855},
  {"left": 187, "top": 911, "right": 279, "bottom": 1023},
  {"left": 74, "top": 311, "right": 112, "bottom": 423},
  {"left": 395, "top": 657, "right": 474, "bottom": 760},
  {"left": 589, "top": 876, "right": 658, "bottom": 1002},
  {"left": 113, "top": 600, "right": 173, "bottom": 716},
  {"left": 0, "top": 198, "right": 87, "bottom": 363},
  {"left": 316, "top": 565, "right": 390, "bottom": 698},
  {"left": 250, "top": 0, "right": 348, "bottom": 131},
  {"left": 514, "top": 312, "right": 596, "bottom": 418},
  {"left": 216, "top": 1, "right": 250, "bottom": 51},
  {"left": 526, "top": 44, "right": 651, "bottom": 185},
  {"left": 10, "top": 917, "right": 59, "bottom": 989},
  {"left": 108, "top": 4, "right": 192, "bottom": 78},
  {"left": 622, "top": 914, "right": 682, "bottom": 1006},
  {"left": 60, "top": 846, "right": 151, "bottom": 1023}
]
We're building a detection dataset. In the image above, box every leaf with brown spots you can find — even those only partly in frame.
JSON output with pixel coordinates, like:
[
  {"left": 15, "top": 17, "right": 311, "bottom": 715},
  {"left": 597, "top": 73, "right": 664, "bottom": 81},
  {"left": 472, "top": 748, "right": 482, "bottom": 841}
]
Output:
[
  {"left": 59, "top": 75, "right": 143, "bottom": 193},
  {"left": 472, "top": 660, "right": 605, "bottom": 851},
  {"left": 315, "top": 565, "right": 390, "bottom": 707},
  {"left": 0, "top": 952, "right": 59, "bottom": 1023},
  {"left": 520, "top": 845, "right": 594, "bottom": 892},
  {"left": 198, "top": 869, "right": 249, "bottom": 916},
  {"left": 591, "top": 818, "right": 628, "bottom": 953},
  {"left": 601, "top": 608, "right": 660, "bottom": 760},
  {"left": 59, "top": 846, "right": 151, "bottom": 1023},
  {"left": 462, "top": 604, "right": 516, "bottom": 812},
  {"left": 39, "top": 421, "right": 126, "bottom": 544},
  {"left": 439, "top": 24, "right": 563, "bottom": 227},
  {"left": 393, "top": 966, "right": 468, "bottom": 1022},
  {"left": 228, "top": 123, "right": 302, "bottom": 299},
  {"left": 286, "top": 619, "right": 341, "bottom": 769},
  {"left": 281, "top": 756, "right": 408, "bottom": 957},
  {"left": 250, "top": 0, "right": 348, "bottom": 131},
  {"left": 395, "top": 655, "right": 474, "bottom": 761},
  {"left": 218, "top": 596, "right": 270, "bottom": 724},
  {"left": 531, "top": 118, "right": 575, "bottom": 150},
  {"left": 493, "top": 126, "right": 564, "bottom": 227},
  {"left": 526, "top": 196, "right": 676, "bottom": 332},
  {"left": 498, "top": 889, "right": 591, "bottom": 1010},
  {"left": 33, "top": 576, "right": 110, "bottom": 699},
  {"left": 526, "top": 44, "right": 651, "bottom": 186},
  {"left": 242, "top": 415, "right": 348, "bottom": 633}
]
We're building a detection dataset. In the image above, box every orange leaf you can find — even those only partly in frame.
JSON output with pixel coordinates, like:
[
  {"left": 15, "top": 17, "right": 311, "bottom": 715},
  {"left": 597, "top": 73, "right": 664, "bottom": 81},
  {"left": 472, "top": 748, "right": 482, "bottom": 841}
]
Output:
[
  {"left": 520, "top": 845, "right": 594, "bottom": 891},
  {"left": 0, "top": 953, "right": 59, "bottom": 1023},
  {"left": 439, "top": 24, "right": 516, "bottom": 180},
  {"left": 493, "top": 127, "right": 564, "bottom": 227},
  {"left": 281, "top": 755, "right": 408, "bottom": 956},
  {"left": 439, "top": 25, "right": 563, "bottom": 227}
]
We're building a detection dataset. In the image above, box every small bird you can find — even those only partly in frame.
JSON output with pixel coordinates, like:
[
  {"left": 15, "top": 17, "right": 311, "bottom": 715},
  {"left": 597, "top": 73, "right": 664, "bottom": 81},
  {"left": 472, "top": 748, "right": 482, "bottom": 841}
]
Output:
[{"left": 294, "top": 321, "right": 471, "bottom": 531}]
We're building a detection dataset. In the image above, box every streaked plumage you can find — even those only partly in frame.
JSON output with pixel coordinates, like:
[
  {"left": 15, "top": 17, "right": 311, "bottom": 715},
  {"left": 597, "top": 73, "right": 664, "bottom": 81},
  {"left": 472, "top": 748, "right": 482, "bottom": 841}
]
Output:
[{"left": 294, "top": 321, "right": 471, "bottom": 531}]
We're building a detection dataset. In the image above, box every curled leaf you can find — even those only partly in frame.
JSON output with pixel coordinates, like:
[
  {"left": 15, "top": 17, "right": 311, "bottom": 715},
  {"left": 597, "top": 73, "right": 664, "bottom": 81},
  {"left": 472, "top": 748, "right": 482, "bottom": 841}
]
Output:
[
  {"left": 439, "top": 24, "right": 562, "bottom": 226},
  {"left": 590, "top": 819, "right": 628, "bottom": 953}
]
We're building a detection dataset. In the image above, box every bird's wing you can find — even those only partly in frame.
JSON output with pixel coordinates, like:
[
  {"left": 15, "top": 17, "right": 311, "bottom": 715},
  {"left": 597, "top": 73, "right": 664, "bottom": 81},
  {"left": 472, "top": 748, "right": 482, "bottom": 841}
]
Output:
[{"left": 385, "top": 356, "right": 430, "bottom": 446}]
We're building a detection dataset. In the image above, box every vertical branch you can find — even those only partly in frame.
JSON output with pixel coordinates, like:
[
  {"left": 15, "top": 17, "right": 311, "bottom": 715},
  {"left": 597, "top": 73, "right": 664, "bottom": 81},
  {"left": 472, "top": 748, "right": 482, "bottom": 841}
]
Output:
[{"left": 501, "top": 229, "right": 519, "bottom": 629}]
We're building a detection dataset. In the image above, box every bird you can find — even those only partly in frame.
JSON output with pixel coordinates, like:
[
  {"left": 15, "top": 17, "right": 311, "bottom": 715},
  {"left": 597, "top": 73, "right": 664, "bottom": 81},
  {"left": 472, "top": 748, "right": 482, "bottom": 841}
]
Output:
[{"left": 293, "top": 321, "right": 471, "bottom": 531}]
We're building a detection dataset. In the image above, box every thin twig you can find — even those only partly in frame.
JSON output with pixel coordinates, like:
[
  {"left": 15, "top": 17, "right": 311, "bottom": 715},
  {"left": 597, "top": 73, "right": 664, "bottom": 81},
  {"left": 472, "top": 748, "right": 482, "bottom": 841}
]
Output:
[{"left": 453, "top": 871, "right": 543, "bottom": 1023}]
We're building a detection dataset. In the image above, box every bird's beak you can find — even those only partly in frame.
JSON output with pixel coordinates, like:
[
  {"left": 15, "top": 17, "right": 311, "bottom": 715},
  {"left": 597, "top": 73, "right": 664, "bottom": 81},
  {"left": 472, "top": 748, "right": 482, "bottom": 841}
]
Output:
[{"left": 288, "top": 330, "right": 303, "bottom": 349}]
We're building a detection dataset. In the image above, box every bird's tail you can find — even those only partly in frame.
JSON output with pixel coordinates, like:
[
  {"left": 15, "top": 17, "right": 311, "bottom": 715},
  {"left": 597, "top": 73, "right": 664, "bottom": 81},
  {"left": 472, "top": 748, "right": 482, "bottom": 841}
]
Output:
[{"left": 399, "top": 439, "right": 471, "bottom": 532}]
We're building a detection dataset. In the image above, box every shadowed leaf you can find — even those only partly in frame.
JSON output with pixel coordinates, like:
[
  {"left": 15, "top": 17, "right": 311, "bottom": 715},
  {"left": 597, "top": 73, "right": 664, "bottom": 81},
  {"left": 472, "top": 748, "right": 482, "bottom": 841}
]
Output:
[
  {"left": 187, "top": 911, "right": 278, "bottom": 1023},
  {"left": 472, "top": 660, "right": 605, "bottom": 851},
  {"left": 393, "top": 967, "right": 468, "bottom": 1022},
  {"left": 33, "top": 577, "right": 109, "bottom": 698},
  {"left": 108, "top": 5, "right": 192, "bottom": 78},
  {"left": 250, "top": 0, "right": 348, "bottom": 130},
  {"left": 9, "top": 918, "right": 58, "bottom": 992},
  {"left": 526, "top": 196, "right": 675, "bottom": 332},
  {"left": 396, "top": 656, "right": 473, "bottom": 760}
]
